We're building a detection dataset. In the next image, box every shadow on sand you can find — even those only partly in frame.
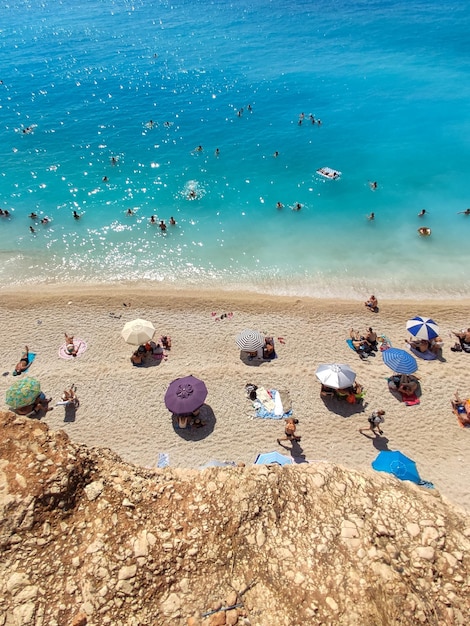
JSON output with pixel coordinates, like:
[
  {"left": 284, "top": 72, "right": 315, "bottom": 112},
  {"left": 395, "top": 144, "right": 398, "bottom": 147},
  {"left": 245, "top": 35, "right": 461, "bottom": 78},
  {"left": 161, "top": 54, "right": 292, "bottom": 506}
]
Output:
[{"left": 171, "top": 404, "right": 216, "bottom": 441}]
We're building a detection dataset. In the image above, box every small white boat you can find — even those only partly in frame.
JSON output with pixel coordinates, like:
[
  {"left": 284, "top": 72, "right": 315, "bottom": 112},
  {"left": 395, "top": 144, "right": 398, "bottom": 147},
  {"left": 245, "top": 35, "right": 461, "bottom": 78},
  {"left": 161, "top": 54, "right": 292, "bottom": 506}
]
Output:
[{"left": 316, "top": 167, "right": 341, "bottom": 180}]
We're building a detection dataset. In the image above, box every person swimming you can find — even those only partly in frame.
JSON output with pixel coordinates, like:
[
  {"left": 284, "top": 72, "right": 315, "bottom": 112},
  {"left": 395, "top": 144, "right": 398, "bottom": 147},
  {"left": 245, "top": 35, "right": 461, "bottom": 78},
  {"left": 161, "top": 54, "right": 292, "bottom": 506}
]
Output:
[
  {"left": 418, "top": 209, "right": 426, "bottom": 217},
  {"left": 418, "top": 227, "right": 431, "bottom": 236}
]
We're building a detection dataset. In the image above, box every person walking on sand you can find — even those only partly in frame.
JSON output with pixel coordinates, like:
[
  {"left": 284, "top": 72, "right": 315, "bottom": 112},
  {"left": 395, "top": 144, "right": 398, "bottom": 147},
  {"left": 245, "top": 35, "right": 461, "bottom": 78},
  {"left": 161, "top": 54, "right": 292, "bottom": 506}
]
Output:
[
  {"left": 277, "top": 417, "right": 301, "bottom": 446},
  {"left": 359, "top": 410, "right": 385, "bottom": 436}
]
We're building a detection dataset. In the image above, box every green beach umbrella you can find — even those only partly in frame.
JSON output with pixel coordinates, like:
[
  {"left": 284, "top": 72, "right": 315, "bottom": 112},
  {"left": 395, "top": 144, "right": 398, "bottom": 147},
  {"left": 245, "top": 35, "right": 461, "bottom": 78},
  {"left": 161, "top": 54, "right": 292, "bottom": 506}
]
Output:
[{"left": 5, "top": 377, "right": 41, "bottom": 409}]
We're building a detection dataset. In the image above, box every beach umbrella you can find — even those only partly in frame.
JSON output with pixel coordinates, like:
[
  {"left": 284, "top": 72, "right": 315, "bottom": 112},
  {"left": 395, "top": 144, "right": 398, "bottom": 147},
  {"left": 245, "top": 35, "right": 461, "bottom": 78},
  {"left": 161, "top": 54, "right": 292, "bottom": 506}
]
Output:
[
  {"left": 235, "top": 329, "right": 265, "bottom": 352},
  {"left": 121, "top": 318, "right": 155, "bottom": 345},
  {"left": 315, "top": 363, "right": 356, "bottom": 389},
  {"left": 372, "top": 450, "right": 422, "bottom": 484},
  {"left": 254, "top": 451, "right": 293, "bottom": 466},
  {"left": 164, "top": 375, "right": 208, "bottom": 415},
  {"left": 382, "top": 348, "right": 417, "bottom": 374},
  {"left": 5, "top": 377, "right": 41, "bottom": 409},
  {"left": 406, "top": 316, "right": 439, "bottom": 340}
]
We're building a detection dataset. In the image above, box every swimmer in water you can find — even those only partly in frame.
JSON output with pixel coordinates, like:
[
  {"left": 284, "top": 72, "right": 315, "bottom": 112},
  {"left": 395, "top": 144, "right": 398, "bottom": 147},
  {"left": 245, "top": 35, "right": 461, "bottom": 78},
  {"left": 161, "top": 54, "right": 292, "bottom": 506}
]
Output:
[
  {"left": 418, "top": 209, "right": 427, "bottom": 217},
  {"left": 150, "top": 215, "right": 156, "bottom": 224},
  {"left": 194, "top": 145, "right": 203, "bottom": 152},
  {"left": 41, "top": 217, "right": 50, "bottom": 224},
  {"left": 29, "top": 226, "right": 35, "bottom": 234},
  {"left": 368, "top": 212, "right": 375, "bottom": 221},
  {"left": 111, "top": 156, "right": 118, "bottom": 165},
  {"left": 73, "top": 210, "right": 81, "bottom": 220},
  {"left": 418, "top": 227, "right": 431, "bottom": 237},
  {"left": 369, "top": 181, "right": 378, "bottom": 190},
  {"left": 159, "top": 220, "right": 167, "bottom": 231},
  {"left": 169, "top": 216, "right": 176, "bottom": 225},
  {"left": 29, "top": 212, "right": 37, "bottom": 219},
  {"left": 457, "top": 209, "right": 470, "bottom": 215},
  {"left": 215, "top": 148, "right": 220, "bottom": 157},
  {"left": 292, "top": 203, "right": 302, "bottom": 211},
  {"left": 273, "top": 151, "right": 279, "bottom": 158},
  {"left": 102, "top": 176, "right": 109, "bottom": 182},
  {"left": 126, "top": 209, "right": 134, "bottom": 216},
  {"left": 187, "top": 189, "right": 197, "bottom": 200},
  {"left": 276, "top": 202, "right": 284, "bottom": 209}
]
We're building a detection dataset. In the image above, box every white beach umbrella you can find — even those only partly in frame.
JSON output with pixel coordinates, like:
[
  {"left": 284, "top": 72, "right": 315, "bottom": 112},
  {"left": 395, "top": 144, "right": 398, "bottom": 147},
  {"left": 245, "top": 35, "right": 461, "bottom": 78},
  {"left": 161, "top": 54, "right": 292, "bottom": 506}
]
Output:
[
  {"left": 315, "top": 363, "right": 356, "bottom": 389},
  {"left": 236, "top": 329, "right": 265, "bottom": 352},
  {"left": 121, "top": 318, "right": 155, "bottom": 345}
]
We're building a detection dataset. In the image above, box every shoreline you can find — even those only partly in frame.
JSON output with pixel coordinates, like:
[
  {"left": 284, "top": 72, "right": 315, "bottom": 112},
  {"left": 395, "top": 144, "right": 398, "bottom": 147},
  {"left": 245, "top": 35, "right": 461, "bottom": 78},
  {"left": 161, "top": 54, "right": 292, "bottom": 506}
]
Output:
[
  {"left": 3, "top": 282, "right": 470, "bottom": 309},
  {"left": 1, "top": 285, "right": 470, "bottom": 513}
]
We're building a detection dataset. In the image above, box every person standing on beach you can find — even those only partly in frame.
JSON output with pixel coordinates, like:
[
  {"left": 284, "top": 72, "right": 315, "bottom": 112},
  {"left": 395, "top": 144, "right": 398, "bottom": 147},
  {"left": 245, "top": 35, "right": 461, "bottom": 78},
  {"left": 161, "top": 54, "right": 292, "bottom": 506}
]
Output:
[
  {"left": 359, "top": 410, "right": 385, "bottom": 436},
  {"left": 277, "top": 417, "right": 301, "bottom": 446}
]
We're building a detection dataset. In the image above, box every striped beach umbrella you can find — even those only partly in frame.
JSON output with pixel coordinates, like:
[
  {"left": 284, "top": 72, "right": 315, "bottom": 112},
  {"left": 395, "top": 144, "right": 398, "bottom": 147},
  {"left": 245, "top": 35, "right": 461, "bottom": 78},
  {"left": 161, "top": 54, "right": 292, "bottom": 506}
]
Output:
[
  {"left": 235, "top": 329, "right": 265, "bottom": 352},
  {"left": 382, "top": 348, "right": 417, "bottom": 374},
  {"left": 6, "top": 377, "right": 41, "bottom": 409},
  {"left": 406, "top": 316, "right": 439, "bottom": 340}
]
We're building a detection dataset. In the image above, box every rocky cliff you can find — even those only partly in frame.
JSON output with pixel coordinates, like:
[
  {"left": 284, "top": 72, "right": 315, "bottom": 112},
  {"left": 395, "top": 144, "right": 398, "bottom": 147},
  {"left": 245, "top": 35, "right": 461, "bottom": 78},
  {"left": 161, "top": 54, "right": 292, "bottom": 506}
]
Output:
[{"left": 1, "top": 411, "right": 469, "bottom": 626}]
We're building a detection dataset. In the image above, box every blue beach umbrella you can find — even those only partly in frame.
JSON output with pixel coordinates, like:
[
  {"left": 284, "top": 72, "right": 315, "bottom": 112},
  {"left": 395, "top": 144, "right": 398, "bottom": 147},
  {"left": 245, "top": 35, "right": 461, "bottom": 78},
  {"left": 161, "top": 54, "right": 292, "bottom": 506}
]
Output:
[
  {"left": 382, "top": 348, "right": 417, "bottom": 374},
  {"left": 406, "top": 316, "right": 439, "bottom": 341},
  {"left": 372, "top": 450, "right": 421, "bottom": 484},
  {"left": 254, "top": 451, "right": 293, "bottom": 466}
]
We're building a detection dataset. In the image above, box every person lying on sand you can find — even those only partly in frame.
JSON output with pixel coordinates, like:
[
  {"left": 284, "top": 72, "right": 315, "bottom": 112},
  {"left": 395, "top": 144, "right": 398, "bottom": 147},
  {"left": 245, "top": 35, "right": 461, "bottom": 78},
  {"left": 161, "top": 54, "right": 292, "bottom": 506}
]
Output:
[
  {"left": 397, "top": 375, "right": 418, "bottom": 396},
  {"left": 406, "top": 338, "right": 430, "bottom": 353},
  {"left": 13, "top": 346, "right": 30, "bottom": 376},
  {"left": 350, "top": 329, "right": 373, "bottom": 358},
  {"left": 64, "top": 333, "right": 79, "bottom": 357},
  {"left": 451, "top": 392, "right": 470, "bottom": 428}
]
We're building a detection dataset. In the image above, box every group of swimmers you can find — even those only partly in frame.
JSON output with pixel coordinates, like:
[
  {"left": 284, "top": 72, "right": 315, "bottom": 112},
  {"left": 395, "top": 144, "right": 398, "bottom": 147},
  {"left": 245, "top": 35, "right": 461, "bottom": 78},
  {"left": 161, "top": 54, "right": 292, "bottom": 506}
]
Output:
[{"left": 148, "top": 215, "right": 176, "bottom": 231}]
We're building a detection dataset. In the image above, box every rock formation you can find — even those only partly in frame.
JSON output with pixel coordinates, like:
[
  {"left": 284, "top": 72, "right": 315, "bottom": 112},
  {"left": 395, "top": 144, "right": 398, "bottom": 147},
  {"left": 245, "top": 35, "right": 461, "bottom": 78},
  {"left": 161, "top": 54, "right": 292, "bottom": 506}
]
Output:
[{"left": 0, "top": 411, "right": 469, "bottom": 625}]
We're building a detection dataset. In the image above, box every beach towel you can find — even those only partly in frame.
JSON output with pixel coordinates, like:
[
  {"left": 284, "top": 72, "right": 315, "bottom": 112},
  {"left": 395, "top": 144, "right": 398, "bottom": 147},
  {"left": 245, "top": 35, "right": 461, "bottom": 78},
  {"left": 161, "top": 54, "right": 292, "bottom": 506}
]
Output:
[
  {"left": 253, "top": 388, "right": 293, "bottom": 419},
  {"left": 401, "top": 392, "right": 420, "bottom": 406},
  {"left": 58, "top": 339, "right": 87, "bottom": 360},
  {"left": 255, "top": 387, "right": 276, "bottom": 411},
  {"left": 156, "top": 453, "right": 169, "bottom": 468},
  {"left": 12, "top": 352, "right": 36, "bottom": 375},
  {"left": 409, "top": 346, "right": 437, "bottom": 361}
]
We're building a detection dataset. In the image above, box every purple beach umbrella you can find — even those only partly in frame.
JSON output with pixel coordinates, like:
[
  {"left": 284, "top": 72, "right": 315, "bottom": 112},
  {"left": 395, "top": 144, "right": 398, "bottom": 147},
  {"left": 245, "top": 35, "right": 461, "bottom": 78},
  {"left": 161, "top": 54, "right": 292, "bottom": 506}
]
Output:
[{"left": 164, "top": 375, "right": 208, "bottom": 415}]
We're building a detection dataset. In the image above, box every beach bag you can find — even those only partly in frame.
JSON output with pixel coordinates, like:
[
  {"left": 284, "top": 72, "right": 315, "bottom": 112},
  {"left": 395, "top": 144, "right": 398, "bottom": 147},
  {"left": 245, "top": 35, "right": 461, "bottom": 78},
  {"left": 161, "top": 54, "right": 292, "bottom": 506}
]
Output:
[{"left": 347, "top": 392, "right": 356, "bottom": 404}]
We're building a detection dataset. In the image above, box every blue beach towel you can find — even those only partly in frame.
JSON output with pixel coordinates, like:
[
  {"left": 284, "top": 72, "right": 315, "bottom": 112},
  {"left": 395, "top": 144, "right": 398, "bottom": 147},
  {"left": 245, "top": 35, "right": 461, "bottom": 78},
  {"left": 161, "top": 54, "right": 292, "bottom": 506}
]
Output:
[
  {"left": 346, "top": 339, "right": 356, "bottom": 352},
  {"left": 12, "top": 352, "right": 36, "bottom": 376}
]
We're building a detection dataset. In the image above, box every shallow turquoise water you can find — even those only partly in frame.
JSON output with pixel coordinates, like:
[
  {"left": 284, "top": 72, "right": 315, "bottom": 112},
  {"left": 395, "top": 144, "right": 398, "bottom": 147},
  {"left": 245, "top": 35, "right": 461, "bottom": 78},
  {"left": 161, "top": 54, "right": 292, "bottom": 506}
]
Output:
[{"left": 1, "top": 0, "right": 469, "bottom": 298}]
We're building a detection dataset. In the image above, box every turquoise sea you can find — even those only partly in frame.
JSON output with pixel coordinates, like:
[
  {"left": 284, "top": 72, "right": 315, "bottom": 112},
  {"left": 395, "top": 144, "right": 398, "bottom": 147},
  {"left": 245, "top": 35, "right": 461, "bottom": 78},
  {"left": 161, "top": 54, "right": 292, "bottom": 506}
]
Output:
[{"left": 1, "top": 0, "right": 469, "bottom": 299}]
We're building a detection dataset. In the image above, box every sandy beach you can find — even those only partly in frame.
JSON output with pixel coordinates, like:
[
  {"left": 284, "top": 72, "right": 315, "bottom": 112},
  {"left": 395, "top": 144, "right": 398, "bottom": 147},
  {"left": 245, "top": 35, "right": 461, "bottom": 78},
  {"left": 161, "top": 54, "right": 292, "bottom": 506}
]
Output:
[{"left": 1, "top": 285, "right": 470, "bottom": 512}]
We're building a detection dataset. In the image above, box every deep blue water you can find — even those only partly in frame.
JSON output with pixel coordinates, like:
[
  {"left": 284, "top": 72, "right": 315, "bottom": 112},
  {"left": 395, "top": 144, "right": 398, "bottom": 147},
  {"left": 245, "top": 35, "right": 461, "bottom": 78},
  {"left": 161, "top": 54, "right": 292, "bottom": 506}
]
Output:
[{"left": 1, "top": 0, "right": 469, "bottom": 298}]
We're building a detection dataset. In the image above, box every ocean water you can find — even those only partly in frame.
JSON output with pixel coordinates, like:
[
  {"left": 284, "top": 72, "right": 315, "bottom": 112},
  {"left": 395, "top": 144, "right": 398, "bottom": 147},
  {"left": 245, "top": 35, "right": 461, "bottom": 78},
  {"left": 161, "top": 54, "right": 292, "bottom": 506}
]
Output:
[{"left": 1, "top": 0, "right": 470, "bottom": 299}]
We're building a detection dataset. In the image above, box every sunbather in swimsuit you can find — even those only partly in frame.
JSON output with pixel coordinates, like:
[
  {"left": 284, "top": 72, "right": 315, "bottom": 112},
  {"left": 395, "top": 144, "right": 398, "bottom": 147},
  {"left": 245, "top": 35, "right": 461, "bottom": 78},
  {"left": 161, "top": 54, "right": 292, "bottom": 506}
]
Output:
[{"left": 13, "top": 346, "right": 30, "bottom": 376}]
